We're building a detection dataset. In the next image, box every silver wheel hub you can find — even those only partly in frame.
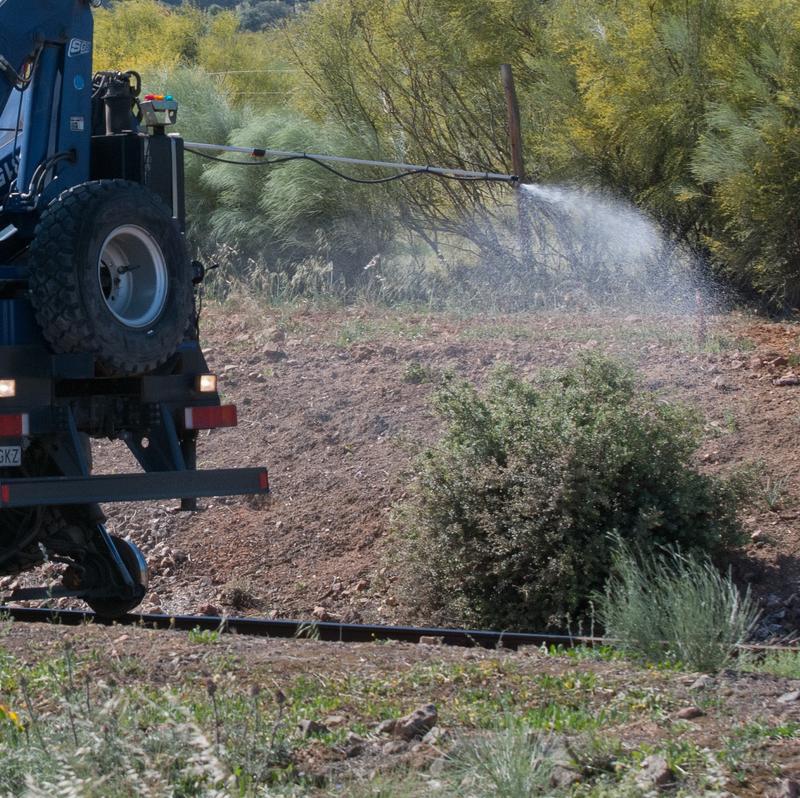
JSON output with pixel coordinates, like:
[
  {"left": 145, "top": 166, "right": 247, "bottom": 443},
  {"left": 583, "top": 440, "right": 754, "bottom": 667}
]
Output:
[{"left": 98, "top": 225, "right": 168, "bottom": 328}]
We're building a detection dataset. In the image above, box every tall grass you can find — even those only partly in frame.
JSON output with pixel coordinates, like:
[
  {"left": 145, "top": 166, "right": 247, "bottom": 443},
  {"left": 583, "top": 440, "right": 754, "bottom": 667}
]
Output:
[
  {"left": 597, "top": 540, "right": 759, "bottom": 672},
  {"left": 448, "top": 723, "right": 556, "bottom": 798}
]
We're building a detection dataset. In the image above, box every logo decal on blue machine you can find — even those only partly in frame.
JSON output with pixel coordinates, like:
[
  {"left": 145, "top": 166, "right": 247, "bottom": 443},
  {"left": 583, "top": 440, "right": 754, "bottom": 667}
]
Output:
[
  {"left": 74, "top": 75, "right": 85, "bottom": 91},
  {"left": 67, "top": 39, "right": 91, "bottom": 58}
]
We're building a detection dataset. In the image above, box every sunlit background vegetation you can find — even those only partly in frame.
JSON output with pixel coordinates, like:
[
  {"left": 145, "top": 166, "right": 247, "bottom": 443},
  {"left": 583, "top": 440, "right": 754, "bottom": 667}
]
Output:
[{"left": 95, "top": 0, "right": 800, "bottom": 309}]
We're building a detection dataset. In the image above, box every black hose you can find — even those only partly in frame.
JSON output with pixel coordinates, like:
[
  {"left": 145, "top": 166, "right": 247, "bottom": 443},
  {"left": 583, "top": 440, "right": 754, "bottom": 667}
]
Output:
[{"left": 185, "top": 147, "right": 512, "bottom": 185}]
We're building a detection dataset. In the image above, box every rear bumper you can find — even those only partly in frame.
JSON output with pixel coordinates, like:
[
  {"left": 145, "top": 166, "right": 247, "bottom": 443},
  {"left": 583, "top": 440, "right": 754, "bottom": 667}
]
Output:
[{"left": 0, "top": 467, "right": 269, "bottom": 508}]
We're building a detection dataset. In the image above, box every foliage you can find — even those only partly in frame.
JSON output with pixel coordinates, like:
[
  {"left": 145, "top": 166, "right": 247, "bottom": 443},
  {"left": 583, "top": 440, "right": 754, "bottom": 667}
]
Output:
[
  {"left": 0, "top": 649, "right": 293, "bottom": 796},
  {"left": 397, "top": 355, "right": 747, "bottom": 630},
  {"left": 94, "top": 0, "right": 800, "bottom": 306},
  {"left": 741, "top": 649, "right": 800, "bottom": 679},
  {"left": 448, "top": 721, "right": 556, "bottom": 797},
  {"left": 597, "top": 539, "right": 759, "bottom": 672},
  {"left": 199, "top": 111, "right": 396, "bottom": 282}
]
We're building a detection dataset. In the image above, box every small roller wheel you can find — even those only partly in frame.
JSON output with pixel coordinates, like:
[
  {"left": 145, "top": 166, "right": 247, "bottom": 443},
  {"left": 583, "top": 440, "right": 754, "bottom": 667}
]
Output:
[{"left": 85, "top": 535, "right": 149, "bottom": 618}]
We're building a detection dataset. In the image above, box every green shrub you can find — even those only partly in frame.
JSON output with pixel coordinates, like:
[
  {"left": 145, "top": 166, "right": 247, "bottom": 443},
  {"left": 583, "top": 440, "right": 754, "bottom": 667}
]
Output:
[
  {"left": 448, "top": 722, "right": 556, "bottom": 798},
  {"left": 597, "top": 540, "right": 759, "bottom": 672},
  {"left": 397, "top": 355, "right": 746, "bottom": 630}
]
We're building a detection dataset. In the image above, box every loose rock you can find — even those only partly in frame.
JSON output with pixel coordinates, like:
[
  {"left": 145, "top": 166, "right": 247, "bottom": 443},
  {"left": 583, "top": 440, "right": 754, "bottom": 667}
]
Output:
[
  {"left": 675, "top": 706, "right": 705, "bottom": 720},
  {"left": 394, "top": 704, "right": 438, "bottom": 741},
  {"left": 777, "top": 690, "right": 800, "bottom": 705},
  {"left": 550, "top": 765, "right": 583, "bottom": 789},
  {"left": 261, "top": 348, "right": 287, "bottom": 363},
  {"left": 774, "top": 779, "right": 800, "bottom": 798},
  {"left": 638, "top": 755, "right": 673, "bottom": 789},
  {"left": 690, "top": 675, "right": 715, "bottom": 690},
  {"left": 298, "top": 719, "right": 329, "bottom": 738},
  {"left": 382, "top": 740, "right": 409, "bottom": 755},
  {"left": 376, "top": 718, "right": 397, "bottom": 735},
  {"left": 312, "top": 606, "right": 339, "bottom": 622},
  {"left": 422, "top": 726, "right": 446, "bottom": 745}
]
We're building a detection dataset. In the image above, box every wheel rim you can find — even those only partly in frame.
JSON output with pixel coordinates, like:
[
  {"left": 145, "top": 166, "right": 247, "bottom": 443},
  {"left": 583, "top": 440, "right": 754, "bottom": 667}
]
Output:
[{"left": 97, "top": 225, "right": 168, "bottom": 328}]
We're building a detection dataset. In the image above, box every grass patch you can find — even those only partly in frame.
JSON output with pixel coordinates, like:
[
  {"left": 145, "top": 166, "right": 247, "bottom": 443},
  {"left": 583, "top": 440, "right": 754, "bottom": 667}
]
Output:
[
  {"left": 741, "top": 648, "right": 800, "bottom": 678},
  {"left": 448, "top": 720, "right": 556, "bottom": 797},
  {"left": 0, "top": 648, "right": 296, "bottom": 795},
  {"left": 597, "top": 540, "right": 759, "bottom": 672}
]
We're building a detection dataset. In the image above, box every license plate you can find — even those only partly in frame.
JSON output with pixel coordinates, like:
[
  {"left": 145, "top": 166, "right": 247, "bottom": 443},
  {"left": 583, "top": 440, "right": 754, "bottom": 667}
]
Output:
[{"left": 0, "top": 447, "right": 21, "bottom": 467}]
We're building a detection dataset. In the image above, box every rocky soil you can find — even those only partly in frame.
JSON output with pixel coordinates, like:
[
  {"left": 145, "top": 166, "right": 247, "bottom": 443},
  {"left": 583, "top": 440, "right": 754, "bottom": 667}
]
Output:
[{"left": 6, "top": 302, "right": 800, "bottom": 636}]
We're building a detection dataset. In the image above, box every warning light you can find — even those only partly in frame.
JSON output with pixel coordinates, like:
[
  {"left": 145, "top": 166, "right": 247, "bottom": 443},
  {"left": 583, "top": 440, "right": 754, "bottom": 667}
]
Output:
[{"left": 196, "top": 374, "right": 218, "bottom": 394}]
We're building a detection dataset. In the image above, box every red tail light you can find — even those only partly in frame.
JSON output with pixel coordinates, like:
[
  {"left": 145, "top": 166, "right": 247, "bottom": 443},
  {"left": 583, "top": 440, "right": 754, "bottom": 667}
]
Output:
[
  {"left": 183, "top": 405, "right": 238, "bottom": 431},
  {"left": 0, "top": 414, "right": 29, "bottom": 437}
]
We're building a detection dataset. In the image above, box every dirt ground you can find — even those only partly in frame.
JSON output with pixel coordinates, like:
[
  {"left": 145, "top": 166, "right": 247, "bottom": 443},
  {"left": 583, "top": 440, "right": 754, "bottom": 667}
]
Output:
[
  {"left": 2, "top": 302, "right": 800, "bottom": 795},
  {"left": 76, "top": 303, "right": 798, "bottom": 637},
  {"left": 1, "top": 620, "right": 798, "bottom": 795}
]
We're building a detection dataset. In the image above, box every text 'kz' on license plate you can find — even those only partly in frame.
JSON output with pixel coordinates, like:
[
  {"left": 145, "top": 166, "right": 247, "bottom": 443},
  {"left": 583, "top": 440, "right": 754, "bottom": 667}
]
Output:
[{"left": 0, "top": 447, "right": 21, "bottom": 466}]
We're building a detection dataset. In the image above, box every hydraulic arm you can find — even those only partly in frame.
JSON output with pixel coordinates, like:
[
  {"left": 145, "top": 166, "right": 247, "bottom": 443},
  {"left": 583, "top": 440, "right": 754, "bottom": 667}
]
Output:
[{"left": 0, "top": 0, "right": 94, "bottom": 210}]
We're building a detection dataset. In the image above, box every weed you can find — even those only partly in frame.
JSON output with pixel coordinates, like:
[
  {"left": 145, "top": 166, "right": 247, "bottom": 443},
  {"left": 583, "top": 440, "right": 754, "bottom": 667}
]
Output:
[
  {"left": 598, "top": 540, "right": 759, "bottom": 672},
  {"left": 448, "top": 720, "right": 556, "bottom": 797},
  {"left": 335, "top": 318, "right": 374, "bottom": 347},
  {"left": 720, "top": 721, "right": 800, "bottom": 783},
  {"left": 220, "top": 580, "right": 258, "bottom": 610},
  {"left": 295, "top": 621, "right": 321, "bottom": 641},
  {"left": 188, "top": 626, "right": 221, "bottom": 645},
  {"left": 397, "top": 355, "right": 746, "bottom": 631},
  {"left": 0, "top": 646, "right": 301, "bottom": 795},
  {"left": 403, "top": 361, "right": 435, "bottom": 384},
  {"left": 459, "top": 324, "right": 534, "bottom": 342},
  {"left": 740, "top": 648, "right": 800, "bottom": 678},
  {"left": 700, "top": 333, "right": 755, "bottom": 354},
  {"left": 761, "top": 474, "right": 788, "bottom": 511}
]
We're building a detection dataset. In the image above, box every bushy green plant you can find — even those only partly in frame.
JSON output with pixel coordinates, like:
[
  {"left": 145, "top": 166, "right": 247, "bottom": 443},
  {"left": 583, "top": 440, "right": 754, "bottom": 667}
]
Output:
[
  {"left": 397, "top": 355, "right": 747, "bottom": 630},
  {"left": 201, "top": 111, "right": 396, "bottom": 284},
  {"left": 448, "top": 722, "right": 556, "bottom": 798},
  {"left": 597, "top": 540, "right": 759, "bottom": 671}
]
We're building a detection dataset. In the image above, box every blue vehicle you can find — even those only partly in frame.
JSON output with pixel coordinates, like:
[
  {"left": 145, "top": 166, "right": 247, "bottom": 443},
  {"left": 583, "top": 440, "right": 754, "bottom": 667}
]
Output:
[{"left": 0, "top": 0, "right": 269, "bottom": 616}]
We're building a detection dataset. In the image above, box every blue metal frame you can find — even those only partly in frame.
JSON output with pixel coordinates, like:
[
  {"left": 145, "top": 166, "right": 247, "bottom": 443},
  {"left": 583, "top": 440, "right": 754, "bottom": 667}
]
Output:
[{"left": 0, "top": 0, "right": 93, "bottom": 213}]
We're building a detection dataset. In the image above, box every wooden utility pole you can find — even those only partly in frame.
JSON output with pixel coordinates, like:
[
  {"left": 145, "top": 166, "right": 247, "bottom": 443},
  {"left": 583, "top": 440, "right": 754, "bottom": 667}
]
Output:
[{"left": 500, "top": 64, "right": 531, "bottom": 261}]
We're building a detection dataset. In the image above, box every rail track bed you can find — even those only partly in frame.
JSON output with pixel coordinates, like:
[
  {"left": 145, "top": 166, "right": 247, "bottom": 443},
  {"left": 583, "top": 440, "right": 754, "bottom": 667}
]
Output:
[{"left": 2, "top": 605, "right": 796, "bottom": 655}]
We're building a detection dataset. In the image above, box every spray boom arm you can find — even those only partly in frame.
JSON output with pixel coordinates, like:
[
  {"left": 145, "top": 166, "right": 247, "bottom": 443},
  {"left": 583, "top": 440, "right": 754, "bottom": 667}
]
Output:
[{"left": 183, "top": 141, "right": 518, "bottom": 186}]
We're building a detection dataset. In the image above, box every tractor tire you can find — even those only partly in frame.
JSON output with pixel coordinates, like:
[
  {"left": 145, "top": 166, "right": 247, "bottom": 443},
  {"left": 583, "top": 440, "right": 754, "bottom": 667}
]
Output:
[{"left": 28, "top": 180, "right": 193, "bottom": 375}]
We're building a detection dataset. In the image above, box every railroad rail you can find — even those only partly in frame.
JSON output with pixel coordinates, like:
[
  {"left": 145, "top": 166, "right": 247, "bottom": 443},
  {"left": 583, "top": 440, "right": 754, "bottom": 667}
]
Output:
[
  {"left": 0, "top": 606, "right": 592, "bottom": 650},
  {"left": 1, "top": 606, "right": 797, "bottom": 654}
]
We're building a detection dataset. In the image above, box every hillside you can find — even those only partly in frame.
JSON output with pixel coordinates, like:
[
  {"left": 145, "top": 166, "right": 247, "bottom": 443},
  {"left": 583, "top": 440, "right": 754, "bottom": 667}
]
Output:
[{"left": 30, "top": 301, "right": 790, "bottom": 642}]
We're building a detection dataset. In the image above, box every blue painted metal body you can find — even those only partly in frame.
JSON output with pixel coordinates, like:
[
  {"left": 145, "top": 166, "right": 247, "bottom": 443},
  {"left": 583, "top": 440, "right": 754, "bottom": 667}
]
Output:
[
  {"left": 0, "top": 0, "right": 93, "bottom": 212},
  {"left": 0, "top": 1, "right": 94, "bottom": 347},
  {"left": 0, "top": 297, "right": 46, "bottom": 347}
]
